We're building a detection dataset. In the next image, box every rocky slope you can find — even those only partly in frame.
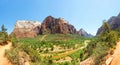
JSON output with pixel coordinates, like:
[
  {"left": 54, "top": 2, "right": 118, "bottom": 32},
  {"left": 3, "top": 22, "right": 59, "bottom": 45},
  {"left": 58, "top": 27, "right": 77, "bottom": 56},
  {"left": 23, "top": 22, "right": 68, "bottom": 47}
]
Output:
[
  {"left": 11, "top": 20, "right": 41, "bottom": 38},
  {"left": 78, "top": 28, "right": 93, "bottom": 37},
  {"left": 97, "top": 13, "right": 120, "bottom": 35},
  {"left": 40, "top": 16, "right": 77, "bottom": 34}
]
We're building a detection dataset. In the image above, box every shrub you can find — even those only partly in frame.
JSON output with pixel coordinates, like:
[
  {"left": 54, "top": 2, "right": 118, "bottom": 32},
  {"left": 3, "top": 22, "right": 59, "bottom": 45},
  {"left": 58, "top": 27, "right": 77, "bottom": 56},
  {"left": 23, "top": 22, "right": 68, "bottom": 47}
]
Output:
[
  {"left": 5, "top": 48, "right": 20, "bottom": 65},
  {"left": 1, "top": 24, "right": 7, "bottom": 32},
  {"left": 9, "top": 33, "right": 18, "bottom": 47},
  {"left": 0, "top": 32, "right": 8, "bottom": 44},
  {"left": 20, "top": 44, "right": 41, "bottom": 62}
]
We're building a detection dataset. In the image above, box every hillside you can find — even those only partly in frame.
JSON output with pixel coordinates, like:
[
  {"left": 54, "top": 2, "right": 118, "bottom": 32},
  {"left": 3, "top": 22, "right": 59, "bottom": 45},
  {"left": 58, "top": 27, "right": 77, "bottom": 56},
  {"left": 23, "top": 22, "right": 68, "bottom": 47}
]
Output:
[
  {"left": 97, "top": 13, "right": 120, "bottom": 35},
  {"left": 80, "top": 39, "right": 120, "bottom": 65},
  {"left": 79, "top": 13, "right": 120, "bottom": 65}
]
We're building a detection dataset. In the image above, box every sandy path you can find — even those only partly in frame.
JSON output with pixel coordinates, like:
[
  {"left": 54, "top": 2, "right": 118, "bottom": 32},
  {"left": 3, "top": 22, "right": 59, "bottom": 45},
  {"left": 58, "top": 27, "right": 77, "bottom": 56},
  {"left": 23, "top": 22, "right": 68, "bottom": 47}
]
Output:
[{"left": 0, "top": 41, "right": 12, "bottom": 65}]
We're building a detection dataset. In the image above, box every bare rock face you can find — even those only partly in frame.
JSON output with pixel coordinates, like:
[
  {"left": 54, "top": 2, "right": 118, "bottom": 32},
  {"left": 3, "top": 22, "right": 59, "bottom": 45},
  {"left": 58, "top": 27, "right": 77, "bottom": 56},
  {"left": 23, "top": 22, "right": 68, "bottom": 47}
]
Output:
[
  {"left": 11, "top": 20, "right": 41, "bottom": 38},
  {"left": 11, "top": 16, "right": 77, "bottom": 38},
  {"left": 97, "top": 13, "right": 120, "bottom": 35},
  {"left": 40, "top": 16, "right": 77, "bottom": 34}
]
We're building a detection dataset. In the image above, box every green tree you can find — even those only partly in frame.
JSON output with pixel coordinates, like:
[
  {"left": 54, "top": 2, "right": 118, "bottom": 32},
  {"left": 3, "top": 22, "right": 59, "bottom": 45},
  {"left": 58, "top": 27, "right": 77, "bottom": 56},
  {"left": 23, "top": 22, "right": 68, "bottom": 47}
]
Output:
[
  {"left": 101, "top": 20, "right": 111, "bottom": 34},
  {"left": 107, "top": 31, "right": 118, "bottom": 47},
  {"left": 9, "top": 33, "right": 18, "bottom": 47},
  {"left": 1, "top": 24, "right": 7, "bottom": 32}
]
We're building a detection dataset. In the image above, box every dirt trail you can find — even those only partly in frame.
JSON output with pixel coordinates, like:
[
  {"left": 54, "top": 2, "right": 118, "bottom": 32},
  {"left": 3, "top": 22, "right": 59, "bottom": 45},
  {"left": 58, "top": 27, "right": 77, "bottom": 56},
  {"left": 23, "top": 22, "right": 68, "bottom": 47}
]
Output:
[
  {"left": 108, "top": 40, "right": 120, "bottom": 65},
  {"left": 40, "top": 35, "right": 47, "bottom": 41},
  {"left": 0, "top": 41, "right": 12, "bottom": 65},
  {"left": 80, "top": 40, "right": 93, "bottom": 65}
]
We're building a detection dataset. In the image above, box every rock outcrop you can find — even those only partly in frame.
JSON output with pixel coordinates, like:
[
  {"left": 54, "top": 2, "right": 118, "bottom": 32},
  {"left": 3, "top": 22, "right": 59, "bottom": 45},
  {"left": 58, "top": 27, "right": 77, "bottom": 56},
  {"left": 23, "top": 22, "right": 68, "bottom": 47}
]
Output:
[
  {"left": 11, "top": 20, "right": 41, "bottom": 38},
  {"left": 78, "top": 28, "right": 93, "bottom": 37},
  {"left": 40, "top": 16, "right": 77, "bottom": 34},
  {"left": 97, "top": 13, "right": 120, "bottom": 35}
]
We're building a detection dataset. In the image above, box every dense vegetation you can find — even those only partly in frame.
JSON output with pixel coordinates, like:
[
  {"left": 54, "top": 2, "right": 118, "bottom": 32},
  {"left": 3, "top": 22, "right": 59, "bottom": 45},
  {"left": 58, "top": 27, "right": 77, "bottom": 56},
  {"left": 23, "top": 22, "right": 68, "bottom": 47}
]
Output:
[{"left": 5, "top": 33, "right": 90, "bottom": 65}]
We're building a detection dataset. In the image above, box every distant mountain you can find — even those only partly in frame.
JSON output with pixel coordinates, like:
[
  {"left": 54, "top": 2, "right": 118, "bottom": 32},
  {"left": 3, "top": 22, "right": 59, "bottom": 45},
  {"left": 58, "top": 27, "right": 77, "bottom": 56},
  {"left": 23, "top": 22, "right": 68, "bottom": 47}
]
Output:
[
  {"left": 97, "top": 13, "right": 120, "bottom": 35},
  {"left": 40, "top": 16, "right": 77, "bottom": 34},
  {"left": 78, "top": 28, "right": 93, "bottom": 37},
  {"left": 11, "top": 20, "right": 41, "bottom": 38},
  {"left": 11, "top": 16, "right": 77, "bottom": 38}
]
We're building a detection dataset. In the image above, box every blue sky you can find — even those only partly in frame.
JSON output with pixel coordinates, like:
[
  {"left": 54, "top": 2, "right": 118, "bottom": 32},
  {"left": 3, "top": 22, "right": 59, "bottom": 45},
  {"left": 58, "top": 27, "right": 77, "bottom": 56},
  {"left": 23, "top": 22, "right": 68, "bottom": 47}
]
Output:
[{"left": 0, "top": 0, "right": 120, "bottom": 35}]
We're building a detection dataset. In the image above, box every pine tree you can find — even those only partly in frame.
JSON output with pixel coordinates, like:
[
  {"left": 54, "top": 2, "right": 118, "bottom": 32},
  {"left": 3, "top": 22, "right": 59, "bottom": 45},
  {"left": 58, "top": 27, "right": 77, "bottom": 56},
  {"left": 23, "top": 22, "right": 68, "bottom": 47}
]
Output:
[
  {"left": 1, "top": 24, "right": 7, "bottom": 32},
  {"left": 101, "top": 20, "right": 111, "bottom": 33}
]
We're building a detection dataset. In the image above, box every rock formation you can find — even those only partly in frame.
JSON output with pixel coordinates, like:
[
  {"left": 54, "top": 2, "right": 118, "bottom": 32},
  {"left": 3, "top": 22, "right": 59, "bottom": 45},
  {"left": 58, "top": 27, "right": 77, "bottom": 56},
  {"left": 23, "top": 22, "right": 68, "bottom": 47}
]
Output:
[
  {"left": 11, "top": 16, "right": 78, "bottom": 38},
  {"left": 78, "top": 28, "right": 93, "bottom": 37},
  {"left": 11, "top": 20, "right": 41, "bottom": 38},
  {"left": 97, "top": 13, "right": 120, "bottom": 35},
  {"left": 40, "top": 16, "right": 77, "bottom": 34}
]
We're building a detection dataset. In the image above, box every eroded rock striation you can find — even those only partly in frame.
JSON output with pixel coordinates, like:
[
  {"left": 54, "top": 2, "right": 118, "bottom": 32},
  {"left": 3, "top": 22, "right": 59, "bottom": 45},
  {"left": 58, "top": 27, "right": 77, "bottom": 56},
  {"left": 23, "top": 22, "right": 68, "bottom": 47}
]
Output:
[{"left": 11, "top": 20, "right": 41, "bottom": 38}]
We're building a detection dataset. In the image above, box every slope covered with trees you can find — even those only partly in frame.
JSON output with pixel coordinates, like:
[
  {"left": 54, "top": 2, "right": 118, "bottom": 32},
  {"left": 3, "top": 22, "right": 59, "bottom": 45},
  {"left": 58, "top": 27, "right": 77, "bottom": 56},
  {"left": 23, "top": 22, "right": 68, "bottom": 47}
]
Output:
[{"left": 80, "top": 20, "right": 119, "bottom": 65}]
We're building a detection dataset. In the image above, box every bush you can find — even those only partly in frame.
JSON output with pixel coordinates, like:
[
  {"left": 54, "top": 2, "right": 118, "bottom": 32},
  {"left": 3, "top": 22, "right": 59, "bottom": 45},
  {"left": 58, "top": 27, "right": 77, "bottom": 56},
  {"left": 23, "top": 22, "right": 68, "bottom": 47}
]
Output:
[
  {"left": 5, "top": 48, "right": 20, "bottom": 65},
  {"left": 0, "top": 32, "right": 8, "bottom": 44},
  {"left": 9, "top": 33, "right": 18, "bottom": 47},
  {"left": 20, "top": 44, "right": 41, "bottom": 63}
]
